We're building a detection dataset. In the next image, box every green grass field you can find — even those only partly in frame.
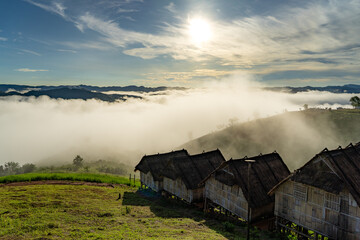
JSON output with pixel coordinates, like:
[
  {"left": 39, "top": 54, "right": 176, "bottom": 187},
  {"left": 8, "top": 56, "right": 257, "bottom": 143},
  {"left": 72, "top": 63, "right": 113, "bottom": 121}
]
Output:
[
  {"left": 0, "top": 180, "right": 285, "bottom": 239},
  {"left": 0, "top": 173, "right": 139, "bottom": 186}
]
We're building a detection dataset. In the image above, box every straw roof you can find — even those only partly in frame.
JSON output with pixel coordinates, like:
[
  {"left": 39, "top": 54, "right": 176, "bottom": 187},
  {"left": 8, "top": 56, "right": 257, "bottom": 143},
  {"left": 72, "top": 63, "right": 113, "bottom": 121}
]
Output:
[
  {"left": 211, "top": 152, "right": 290, "bottom": 208},
  {"left": 276, "top": 142, "right": 360, "bottom": 205},
  {"left": 134, "top": 149, "right": 189, "bottom": 181},
  {"left": 162, "top": 149, "right": 226, "bottom": 189}
]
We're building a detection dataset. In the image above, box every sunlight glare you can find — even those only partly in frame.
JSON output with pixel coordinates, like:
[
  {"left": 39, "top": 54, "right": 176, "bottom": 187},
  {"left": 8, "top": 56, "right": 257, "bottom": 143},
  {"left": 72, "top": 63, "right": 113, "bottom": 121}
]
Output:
[{"left": 188, "top": 18, "right": 212, "bottom": 45}]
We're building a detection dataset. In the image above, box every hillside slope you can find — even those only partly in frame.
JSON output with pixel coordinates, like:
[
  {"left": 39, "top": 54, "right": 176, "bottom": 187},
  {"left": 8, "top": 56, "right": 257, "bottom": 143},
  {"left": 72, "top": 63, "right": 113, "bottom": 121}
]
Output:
[
  {"left": 182, "top": 109, "right": 360, "bottom": 170},
  {"left": 265, "top": 83, "right": 360, "bottom": 93}
]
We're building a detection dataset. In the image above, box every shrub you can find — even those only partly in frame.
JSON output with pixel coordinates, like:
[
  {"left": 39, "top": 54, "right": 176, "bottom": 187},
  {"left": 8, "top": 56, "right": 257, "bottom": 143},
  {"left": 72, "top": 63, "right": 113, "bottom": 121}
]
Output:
[
  {"left": 125, "top": 206, "right": 131, "bottom": 214},
  {"left": 222, "top": 221, "right": 235, "bottom": 232}
]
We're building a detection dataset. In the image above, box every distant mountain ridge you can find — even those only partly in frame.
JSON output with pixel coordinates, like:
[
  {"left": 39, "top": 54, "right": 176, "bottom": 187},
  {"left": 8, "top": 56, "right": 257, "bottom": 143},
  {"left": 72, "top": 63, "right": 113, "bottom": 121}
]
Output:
[
  {"left": 0, "top": 84, "right": 187, "bottom": 102},
  {"left": 265, "top": 84, "right": 360, "bottom": 93},
  {"left": 0, "top": 87, "right": 141, "bottom": 102},
  {"left": 0, "top": 84, "right": 186, "bottom": 93},
  {"left": 1, "top": 84, "right": 359, "bottom": 102}
]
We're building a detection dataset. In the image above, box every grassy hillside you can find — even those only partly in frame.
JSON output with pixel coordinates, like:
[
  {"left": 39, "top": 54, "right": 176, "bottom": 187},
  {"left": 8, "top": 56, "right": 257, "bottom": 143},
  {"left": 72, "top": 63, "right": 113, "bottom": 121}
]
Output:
[
  {"left": 0, "top": 183, "right": 283, "bottom": 239},
  {"left": 182, "top": 109, "right": 360, "bottom": 170},
  {"left": 0, "top": 173, "right": 137, "bottom": 186}
]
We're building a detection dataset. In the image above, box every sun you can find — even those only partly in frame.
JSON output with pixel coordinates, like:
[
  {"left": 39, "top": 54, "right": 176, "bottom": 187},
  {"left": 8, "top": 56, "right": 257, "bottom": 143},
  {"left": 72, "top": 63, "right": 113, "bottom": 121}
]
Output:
[{"left": 188, "top": 18, "right": 212, "bottom": 45}]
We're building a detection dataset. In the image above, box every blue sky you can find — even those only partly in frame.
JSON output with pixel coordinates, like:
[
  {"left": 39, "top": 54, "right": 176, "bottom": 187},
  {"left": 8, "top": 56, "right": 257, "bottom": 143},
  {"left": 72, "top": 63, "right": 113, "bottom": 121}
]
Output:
[{"left": 0, "top": 0, "right": 359, "bottom": 87}]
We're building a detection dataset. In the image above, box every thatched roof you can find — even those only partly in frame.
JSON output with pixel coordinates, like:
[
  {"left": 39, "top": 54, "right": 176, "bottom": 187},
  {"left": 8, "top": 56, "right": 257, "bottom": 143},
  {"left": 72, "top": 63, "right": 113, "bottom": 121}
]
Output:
[
  {"left": 271, "top": 142, "right": 360, "bottom": 205},
  {"left": 162, "top": 149, "right": 226, "bottom": 190},
  {"left": 210, "top": 152, "right": 290, "bottom": 208},
  {"left": 134, "top": 149, "right": 189, "bottom": 181}
]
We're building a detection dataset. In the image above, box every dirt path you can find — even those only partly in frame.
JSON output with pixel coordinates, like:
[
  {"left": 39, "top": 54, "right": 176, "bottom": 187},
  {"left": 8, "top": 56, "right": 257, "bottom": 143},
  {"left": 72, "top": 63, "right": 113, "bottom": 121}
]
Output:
[{"left": 0, "top": 180, "right": 117, "bottom": 188}]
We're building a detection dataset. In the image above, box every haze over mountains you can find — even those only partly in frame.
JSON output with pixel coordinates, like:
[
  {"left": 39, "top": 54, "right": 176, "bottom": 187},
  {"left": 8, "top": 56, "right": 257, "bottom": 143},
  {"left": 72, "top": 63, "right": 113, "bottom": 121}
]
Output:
[
  {"left": 0, "top": 84, "right": 359, "bottom": 102},
  {"left": 0, "top": 80, "right": 359, "bottom": 168},
  {"left": 182, "top": 109, "right": 360, "bottom": 170}
]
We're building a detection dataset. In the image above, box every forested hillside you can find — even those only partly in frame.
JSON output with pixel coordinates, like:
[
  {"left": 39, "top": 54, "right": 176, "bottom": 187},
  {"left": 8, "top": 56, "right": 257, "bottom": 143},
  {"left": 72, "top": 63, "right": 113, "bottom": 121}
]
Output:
[{"left": 182, "top": 109, "right": 360, "bottom": 170}]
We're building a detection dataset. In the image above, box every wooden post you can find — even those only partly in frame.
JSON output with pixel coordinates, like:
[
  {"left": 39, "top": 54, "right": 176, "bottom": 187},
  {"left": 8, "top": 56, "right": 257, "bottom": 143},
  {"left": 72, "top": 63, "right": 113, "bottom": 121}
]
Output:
[
  {"left": 245, "top": 159, "right": 255, "bottom": 240},
  {"left": 204, "top": 197, "right": 208, "bottom": 212},
  {"left": 133, "top": 175, "right": 136, "bottom": 185}
]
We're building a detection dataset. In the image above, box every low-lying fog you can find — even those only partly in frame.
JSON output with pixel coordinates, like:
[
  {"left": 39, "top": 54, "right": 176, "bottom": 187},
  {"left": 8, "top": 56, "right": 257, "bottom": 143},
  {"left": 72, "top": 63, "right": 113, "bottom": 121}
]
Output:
[{"left": 0, "top": 76, "right": 355, "bottom": 167}]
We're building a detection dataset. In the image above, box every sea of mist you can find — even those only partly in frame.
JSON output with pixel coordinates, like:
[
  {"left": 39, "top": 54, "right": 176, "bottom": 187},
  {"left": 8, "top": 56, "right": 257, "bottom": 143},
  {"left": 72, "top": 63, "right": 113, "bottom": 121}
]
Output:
[{"left": 0, "top": 76, "right": 356, "bottom": 167}]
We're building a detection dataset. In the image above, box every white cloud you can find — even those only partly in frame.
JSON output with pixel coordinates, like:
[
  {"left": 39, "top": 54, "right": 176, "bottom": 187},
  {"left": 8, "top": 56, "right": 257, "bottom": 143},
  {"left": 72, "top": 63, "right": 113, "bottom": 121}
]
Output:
[
  {"left": 26, "top": 0, "right": 67, "bottom": 19},
  {"left": 144, "top": 69, "right": 231, "bottom": 85},
  {"left": 77, "top": 13, "right": 148, "bottom": 47},
  {"left": 57, "top": 49, "right": 77, "bottom": 53},
  {"left": 75, "top": 22, "right": 85, "bottom": 32},
  {"left": 74, "top": 0, "right": 360, "bottom": 70},
  {"left": 0, "top": 37, "right": 7, "bottom": 41},
  {"left": 62, "top": 40, "right": 113, "bottom": 50},
  {"left": 27, "top": 0, "right": 360, "bottom": 76},
  {"left": 164, "top": 2, "right": 176, "bottom": 13},
  {"left": 25, "top": 0, "right": 86, "bottom": 34},
  {"left": 117, "top": 8, "right": 138, "bottom": 13},
  {"left": 19, "top": 49, "right": 42, "bottom": 56},
  {"left": 15, "top": 68, "right": 49, "bottom": 72}
]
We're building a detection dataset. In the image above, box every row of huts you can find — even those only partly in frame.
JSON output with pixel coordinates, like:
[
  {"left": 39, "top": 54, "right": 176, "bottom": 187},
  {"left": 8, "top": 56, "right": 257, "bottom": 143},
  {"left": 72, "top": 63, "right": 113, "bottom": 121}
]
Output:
[{"left": 134, "top": 142, "right": 360, "bottom": 240}]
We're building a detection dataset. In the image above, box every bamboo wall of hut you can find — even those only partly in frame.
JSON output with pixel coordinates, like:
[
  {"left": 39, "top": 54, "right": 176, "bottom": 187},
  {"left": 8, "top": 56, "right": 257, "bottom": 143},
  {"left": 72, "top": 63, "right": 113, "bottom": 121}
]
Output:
[
  {"left": 274, "top": 180, "right": 360, "bottom": 240},
  {"left": 161, "top": 149, "right": 226, "bottom": 204},
  {"left": 203, "top": 152, "right": 290, "bottom": 222},
  {"left": 135, "top": 142, "right": 360, "bottom": 240},
  {"left": 271, "top": 143, "right": 360, "bottom": 240},
  {"left": 134, "top": 149, "right": 189, "bottom": 192},
  {"left": 163, "top": 177, "right": 203, "bottom": 203},
  {"left": 205, "top": 174, "right": 249, "bottom": 220},
  {"left": 140, "top": 171, "right": 163, "bottom": 192}
]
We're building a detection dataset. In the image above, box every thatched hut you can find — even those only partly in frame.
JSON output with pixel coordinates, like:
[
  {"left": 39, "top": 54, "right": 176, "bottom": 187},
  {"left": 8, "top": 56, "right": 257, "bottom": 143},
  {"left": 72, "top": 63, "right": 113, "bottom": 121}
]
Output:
[
  {"left": 161, "top": 149, "right": 226, "bottom": 203},
  {"left": 269, "top": 142, "right": 360, "bottom": 240},
  {"left": 134, "top": 149, "right": 189, "bottom": 192},
  {"left": 203, "top": 152, "right": 290, "bottom": 222}
]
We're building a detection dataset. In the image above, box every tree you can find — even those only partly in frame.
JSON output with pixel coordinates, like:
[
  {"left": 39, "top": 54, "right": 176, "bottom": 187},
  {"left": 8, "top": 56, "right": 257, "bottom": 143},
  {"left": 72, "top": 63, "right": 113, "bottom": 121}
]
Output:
[
  {"left": 21, "top": 163, "right": 36, "bottom": 173},
  {"left": 73, "top": 155, "right": 84, "bottom": 168},
  {"left": 228, "top": 117, "right": 239, "bottom": 127},
  {"left": 350, "top": 96, "right": 360, "bottom": 108},
  {"left": 0, "top": 165, "right": 4, "bottom": 176},
  {"left": 303, "top": 104, "right": 309, "bottom": 110},
  {"left": 4, "top": 162, "right": 20, "bottom": 175}
]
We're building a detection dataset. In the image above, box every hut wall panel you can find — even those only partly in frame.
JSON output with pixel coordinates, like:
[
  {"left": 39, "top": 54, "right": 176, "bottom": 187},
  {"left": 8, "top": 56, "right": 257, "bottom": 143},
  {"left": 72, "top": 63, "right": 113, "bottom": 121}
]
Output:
[
  {"left": 140, "top": 172, "right": 145, "bottom": 185},
  {"left": 163, "top": 177, "right": 204, "bottom": 203},
  {"left": 141, "top": 171, "right": 162, "bottom": 192},
  {"left": 274, "top": 192, "right": 280, "bottom": 216},
  {"left": 205, "top": 176, "right": 248, "bottom": 220},
  {"left": 274, "top": 180, "right": 360, "bottom": 239}
]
